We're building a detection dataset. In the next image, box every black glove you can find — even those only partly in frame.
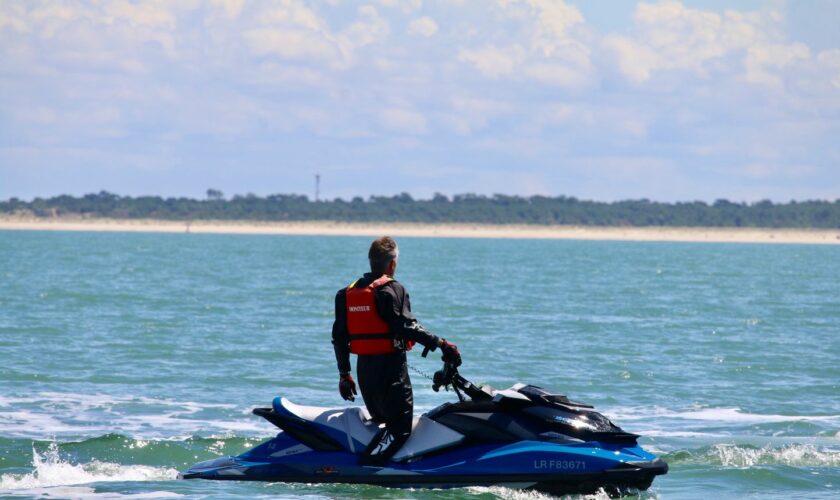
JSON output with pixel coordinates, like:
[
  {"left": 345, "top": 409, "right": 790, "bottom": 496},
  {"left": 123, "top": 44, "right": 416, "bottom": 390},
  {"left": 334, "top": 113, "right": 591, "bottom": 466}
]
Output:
[
  {"left": 439, "top": 339, "right": 461, "bottom": 367},
  {"left": 339, "top": 373, "right": 357, "bottom": 402}
]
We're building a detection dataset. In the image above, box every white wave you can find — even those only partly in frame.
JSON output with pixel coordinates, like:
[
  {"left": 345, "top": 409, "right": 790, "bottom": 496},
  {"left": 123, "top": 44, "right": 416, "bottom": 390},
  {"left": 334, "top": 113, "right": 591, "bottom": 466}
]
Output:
[
  {"left": 641, "top": 430, "right": 728, "bottom": 438},
  {"left": 709, "top": 443, "right": 840, "bottom": 468},
  {"left": 468, "top": 486, "right": 647, "bottom": 500},
  {"left": 1, "top": 486, "right": 183, "bottom": 499},
  {"left": 607, "top": 405, "right": 840, "bottom": 425},
  {"left": 0, "top": 392, "right": 236, "bottom": 412},
  {"left": 0, "top": 442, "right": 178, "bottom": 491},
  {"left": 0, "top": 409, "right": 93, "bottom": 436},
  {"left": 0, "top": 392, "right": 268, "bottom": 440}
]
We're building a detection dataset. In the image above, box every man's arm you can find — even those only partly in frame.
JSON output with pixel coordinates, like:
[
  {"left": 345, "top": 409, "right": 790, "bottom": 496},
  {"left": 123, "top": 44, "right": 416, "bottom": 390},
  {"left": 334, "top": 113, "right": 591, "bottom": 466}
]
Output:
[
  {"left": 376, "top": 283, "right": 441, "bottom": 350},
  {"left": 331, "top": 288, "right": 352, "bottom": 374}
]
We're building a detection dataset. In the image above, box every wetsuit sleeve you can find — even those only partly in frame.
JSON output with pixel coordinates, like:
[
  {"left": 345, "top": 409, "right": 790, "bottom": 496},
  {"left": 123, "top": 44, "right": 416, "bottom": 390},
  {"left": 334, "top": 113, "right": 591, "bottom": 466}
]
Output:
[
  {"left": 375, "top": 283, "right": 440, "bottom": 350},
  {"left": 331, "top": 288, "right": 352, "bottom": 374}
]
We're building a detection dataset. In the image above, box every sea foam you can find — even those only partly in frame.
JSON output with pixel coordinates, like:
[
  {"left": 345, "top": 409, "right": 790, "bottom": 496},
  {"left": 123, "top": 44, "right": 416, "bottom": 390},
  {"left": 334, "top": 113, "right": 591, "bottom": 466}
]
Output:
[
  {"left": 0, "top": 392, "right": 267, "bottom": 440},
  {"left": 666, "top": 443, "right": 840, "bottom": 468},
  {"left": 607, "top": 405, "right": 840, "bottom": 425},
  {"left": 0, "top": 442, "right": 178, "bottom": 491},
  {"left": 469, "top": 486, "right": 627, "bottom": 500}
]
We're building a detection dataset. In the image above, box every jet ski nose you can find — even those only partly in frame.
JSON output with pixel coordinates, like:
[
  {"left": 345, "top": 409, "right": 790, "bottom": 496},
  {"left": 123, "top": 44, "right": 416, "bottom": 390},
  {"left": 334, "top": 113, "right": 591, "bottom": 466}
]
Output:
[
  {"left": 179, "top": 457, "right": 242, "bottom": 479},
  {"left": 627, "top": 457, "right": 669, "bottom": 475}
]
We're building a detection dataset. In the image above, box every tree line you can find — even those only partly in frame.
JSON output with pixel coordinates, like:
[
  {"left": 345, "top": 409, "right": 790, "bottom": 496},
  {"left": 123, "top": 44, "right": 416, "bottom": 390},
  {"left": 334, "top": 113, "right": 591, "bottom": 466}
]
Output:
[{"left": 1, "top": 191, "right": 839, "bottom": 228}]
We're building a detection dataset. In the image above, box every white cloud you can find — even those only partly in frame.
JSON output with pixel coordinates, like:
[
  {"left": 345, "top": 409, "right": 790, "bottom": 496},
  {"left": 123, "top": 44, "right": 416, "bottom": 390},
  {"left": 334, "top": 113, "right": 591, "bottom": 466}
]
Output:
[
  {"left": 243, "top": 28, "right": 338, "bottom": 61},
  {"left": 500, "top": 0, "right": 585, "bottom": 57},
  {"left": 290, "top": 105, "right": 340, "bottom": 135},
  {"left": 740, "top": 163, "right": 819, "bottom": 179},
  {"left": 817, "top": 49, "right": 840, "bottom": 89},
  {"left": 337, "top": 4, "right": 390, "bottom": 56},
  {"left": 259, "top": 1, "right": 324, "bottom": 31},
  {"left": 210, "top": 0, "right": 246, "bottom": 19},
  {"left": 0, "top": 3, "right": 28, "bottom": 32},
  {"left": 245, "top": 1, "right": 339, "bottom": 62},
  {"left": 460, "top": 0, "right": 592, "bottom": 87},
  {"left": 407, "top": 16, "right": 438, "bottom": 37},
  {"left": 452, "top": 96, "right": 511, "bottom": 115},
  {"left": 246, "top": 62, "right": 331, "bottom": 88},
  {"left": 102, "top": 1, "right": 179, "bottom": 29},
  {"left": 14, "top": 106, "right": 58, "bottom": 125},
  {"left": 525, "top": 62, "right": 588, "bottom": 87},
  {"left": 1, "top": 0, "right": 838, "bottom": 202},
  {"left": 570, "top": 156, "right": 675, "bottom": 178},
  {"left": 379, "top": 108, "right": 427, "bottom": 134},
  {"left": 443, "top": 97, "right": 512, "bottom": 135},
  {"left": 29, "top": 4, "right": 82, "bottom": 25},
  {"left": 744, "top": 42, "right": 810, "bottom": 86},
  {"left": 378, "top": 0, "right": 422, "bottom": 13},
  {"left": 458, "top": 45, "right": 521, "bottom": 78},
  {"left": 602, "top": 35, "right": 661, "bottom": 84},
  {"left": 519, "top": 102, "right": 650, "bottom": 140},
  {"left": 603, "top": 1, "right": 810, "bottom": 87},
  {"left": 3, "top": 1, "right": 187, "bottom": 62},
  {"left": 243, "top": 2, "right": 389, "bottom": 67}
]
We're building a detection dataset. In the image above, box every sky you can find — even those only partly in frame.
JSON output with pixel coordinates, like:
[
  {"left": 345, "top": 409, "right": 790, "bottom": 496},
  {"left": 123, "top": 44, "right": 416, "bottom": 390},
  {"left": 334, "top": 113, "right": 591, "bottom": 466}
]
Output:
[{"left": 1, "top": 0, "right": 839, "bottom": 202}]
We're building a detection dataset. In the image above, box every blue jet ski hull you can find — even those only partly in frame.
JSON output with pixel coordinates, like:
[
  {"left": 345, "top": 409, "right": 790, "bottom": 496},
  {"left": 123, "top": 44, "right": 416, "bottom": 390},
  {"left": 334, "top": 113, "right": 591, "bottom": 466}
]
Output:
[
  {"left": 181, "top": 429, "right": 667, "bottom": 495},
  {"left": 182, "top": 377, "right": 667, "bottom": 495}
]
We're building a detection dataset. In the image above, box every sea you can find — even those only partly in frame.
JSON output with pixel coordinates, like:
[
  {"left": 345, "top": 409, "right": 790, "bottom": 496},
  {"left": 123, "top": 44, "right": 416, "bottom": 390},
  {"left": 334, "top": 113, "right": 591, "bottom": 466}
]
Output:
[{"left": 1, "top": 230, "right": 838, "bottom": 499}]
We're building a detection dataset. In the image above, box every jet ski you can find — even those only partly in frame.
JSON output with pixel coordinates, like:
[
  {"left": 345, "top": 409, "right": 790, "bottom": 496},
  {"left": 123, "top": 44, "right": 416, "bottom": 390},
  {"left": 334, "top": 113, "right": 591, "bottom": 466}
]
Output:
[{"left": 181, "top": 361, "right": 667, "bottom": 495}]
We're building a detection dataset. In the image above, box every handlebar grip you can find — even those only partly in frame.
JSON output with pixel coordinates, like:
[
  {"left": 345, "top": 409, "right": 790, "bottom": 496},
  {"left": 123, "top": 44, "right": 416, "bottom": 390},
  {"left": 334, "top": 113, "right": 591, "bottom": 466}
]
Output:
[{"left": 421, "top": 345, "right": 431, "bottom": 358}]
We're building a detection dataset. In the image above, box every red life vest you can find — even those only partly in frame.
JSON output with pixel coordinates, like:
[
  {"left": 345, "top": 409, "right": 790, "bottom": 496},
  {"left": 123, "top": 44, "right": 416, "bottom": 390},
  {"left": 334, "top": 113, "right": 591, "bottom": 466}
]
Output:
[{"left": 345, "top": 275, "right": 414, "bottom": 355}]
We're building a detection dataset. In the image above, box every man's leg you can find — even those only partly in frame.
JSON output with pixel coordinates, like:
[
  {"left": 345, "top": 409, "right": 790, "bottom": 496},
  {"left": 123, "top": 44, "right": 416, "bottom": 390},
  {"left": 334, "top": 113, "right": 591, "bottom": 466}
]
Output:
[
  {"left": 360, "top": 357, "right": 413, "bottom": 465},
  {"left": 356, "top": 355, "right": 388, "bottom": 423}
]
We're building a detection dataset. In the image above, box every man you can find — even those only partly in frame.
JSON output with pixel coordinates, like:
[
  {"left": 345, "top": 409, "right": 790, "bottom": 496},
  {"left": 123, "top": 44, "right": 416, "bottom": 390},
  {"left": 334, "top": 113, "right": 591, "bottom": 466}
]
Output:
[{"left": 331, "top": 236, "right": 461, "bottom": 465}]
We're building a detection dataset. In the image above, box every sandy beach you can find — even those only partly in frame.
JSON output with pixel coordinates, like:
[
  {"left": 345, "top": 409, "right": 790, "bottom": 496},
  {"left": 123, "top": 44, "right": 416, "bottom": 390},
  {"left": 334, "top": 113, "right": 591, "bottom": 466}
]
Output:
[{"left": 1, "top": 216, "right": 839, "bottom": 244}]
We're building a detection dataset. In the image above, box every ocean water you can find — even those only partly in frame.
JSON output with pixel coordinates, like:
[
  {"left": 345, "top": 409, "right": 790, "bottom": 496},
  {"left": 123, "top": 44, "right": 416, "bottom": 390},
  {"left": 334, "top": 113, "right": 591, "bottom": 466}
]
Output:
[{"left": 0, "top": 230, "right": 838, "bottom": 499}]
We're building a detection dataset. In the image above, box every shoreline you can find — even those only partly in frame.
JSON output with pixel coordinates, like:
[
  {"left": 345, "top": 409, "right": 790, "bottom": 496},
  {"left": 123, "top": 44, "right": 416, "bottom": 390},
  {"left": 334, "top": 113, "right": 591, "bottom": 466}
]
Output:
[{"left": 1, "top": 217, "right": 839, "bottom": 244}]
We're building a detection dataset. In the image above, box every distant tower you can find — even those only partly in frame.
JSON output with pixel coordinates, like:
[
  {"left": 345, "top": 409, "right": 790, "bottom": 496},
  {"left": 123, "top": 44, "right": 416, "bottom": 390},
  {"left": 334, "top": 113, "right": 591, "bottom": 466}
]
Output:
[{"left": 315, "top": 173, "right": 321, "bottom": 202}]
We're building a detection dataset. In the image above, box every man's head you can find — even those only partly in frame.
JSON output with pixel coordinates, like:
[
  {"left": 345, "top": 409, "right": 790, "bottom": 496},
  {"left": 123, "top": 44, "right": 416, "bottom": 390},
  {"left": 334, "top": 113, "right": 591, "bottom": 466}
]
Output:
[{"left": 369, "top": 236, "right": 399, "bottom": 276}]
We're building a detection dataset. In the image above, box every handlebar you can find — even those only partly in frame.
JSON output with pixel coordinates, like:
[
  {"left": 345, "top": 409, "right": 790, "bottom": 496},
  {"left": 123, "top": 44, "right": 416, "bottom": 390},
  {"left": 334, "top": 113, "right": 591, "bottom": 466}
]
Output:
[
  {"left": 432, "top": 362, "right": 457, "bottom": 392},
  {"left": 430, "top": 362, "right": 492, "bottom": 402},
  {"left": 422, "top": 340, "right": 490, "bottom": 402}
]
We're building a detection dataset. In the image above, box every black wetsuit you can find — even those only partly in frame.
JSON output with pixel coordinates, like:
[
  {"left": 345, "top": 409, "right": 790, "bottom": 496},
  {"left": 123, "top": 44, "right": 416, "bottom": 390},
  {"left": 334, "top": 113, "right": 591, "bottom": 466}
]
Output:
[{"left": 332, "top": 273, "right": 440, "bottom": 458}]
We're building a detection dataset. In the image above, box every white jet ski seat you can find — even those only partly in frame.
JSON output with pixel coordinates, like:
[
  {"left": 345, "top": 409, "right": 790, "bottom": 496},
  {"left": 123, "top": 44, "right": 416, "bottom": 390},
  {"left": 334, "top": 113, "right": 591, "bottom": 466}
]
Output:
[
  {"left": 273, "top": 397, "right": 464, "bottom": 461},
  {"left": 274, "top": 397, "right": 380, "bottom": 454}
]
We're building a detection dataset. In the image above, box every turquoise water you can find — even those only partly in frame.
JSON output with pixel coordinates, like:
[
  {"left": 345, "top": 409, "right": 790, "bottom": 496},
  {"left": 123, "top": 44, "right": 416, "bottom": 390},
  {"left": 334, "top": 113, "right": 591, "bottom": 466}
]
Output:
[{"left": 1, "top": 230, "right": 838, "bottom": 499}]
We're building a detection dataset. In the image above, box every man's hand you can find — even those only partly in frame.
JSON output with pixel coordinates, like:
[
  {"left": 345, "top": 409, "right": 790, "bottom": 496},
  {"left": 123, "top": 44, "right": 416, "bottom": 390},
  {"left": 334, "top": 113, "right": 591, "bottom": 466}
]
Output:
[
  {"left": 339, "top": 373, "right": 357, "bottom": 401},
  {"left": 439, "top": 339, "right": 462, "bottom": 367}
]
